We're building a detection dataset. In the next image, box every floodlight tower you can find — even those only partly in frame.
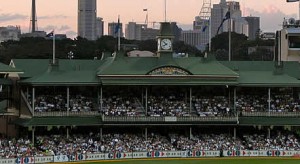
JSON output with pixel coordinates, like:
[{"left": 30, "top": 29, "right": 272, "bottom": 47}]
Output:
[
  {"left": 198, "top": 0, "right": 211, "bottom": 21},
  {"left": 195, "top": 0, "right": 211, "bottom": 50}
]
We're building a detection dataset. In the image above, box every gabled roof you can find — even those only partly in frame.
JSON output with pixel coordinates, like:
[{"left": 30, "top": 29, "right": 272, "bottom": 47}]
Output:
[
  {"left": 98, "top": 54, "right": 239, "bottom": 77},
  {"left": 0, "top": 62, "right": 23, "bottom": 74},
  {"left": 220, "top": 61, "right": 300, "bottom": 86},
  {"left": 11, "top": 59, "right": 49, "bottom": 78},
  {"left": 14, "top": 59, "right": 105, "bottom": 85}
]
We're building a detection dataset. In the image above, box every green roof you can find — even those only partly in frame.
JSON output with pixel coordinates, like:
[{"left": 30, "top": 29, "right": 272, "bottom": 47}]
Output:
[
  {"left": 237, "top": 71, "right": 300, "bottom": 87},
  {"left": 14, "top": 59, "right": 105, "bottom": 85},
  {"left": 14, "top": 116, "right": 102, "bottom": 127},
  {"left": 0, "top": 62, "right": 23, "bottom": 74},
  {"left": 220, "top": 61, "right": 300, "bottom": 86},
  {"left": 11, "top": 57, "right": 300, "bottom": 87},
  {"left": 98, "top": 55, "right": 239, "bottom": 77}
]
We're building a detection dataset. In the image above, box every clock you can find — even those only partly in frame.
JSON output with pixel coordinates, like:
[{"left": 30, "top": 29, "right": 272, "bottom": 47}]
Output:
[{"left": 160, "top": 38, "right": 172, "bottom": 50}]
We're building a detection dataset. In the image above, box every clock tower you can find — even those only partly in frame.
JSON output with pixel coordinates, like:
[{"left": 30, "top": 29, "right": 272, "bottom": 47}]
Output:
[{"left": 157, "top": 22, "right": 174, "bottom": 54}]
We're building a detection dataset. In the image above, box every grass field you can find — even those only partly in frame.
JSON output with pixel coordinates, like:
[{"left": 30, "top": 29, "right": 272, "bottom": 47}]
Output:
[{"left": 80, "top": 157, "right": 300, "bottom": 164}]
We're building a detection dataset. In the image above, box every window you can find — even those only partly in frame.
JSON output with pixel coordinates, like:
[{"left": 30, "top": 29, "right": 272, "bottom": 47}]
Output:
[{"left": 288, "top": 36, "right": 300, "bottom": 49}]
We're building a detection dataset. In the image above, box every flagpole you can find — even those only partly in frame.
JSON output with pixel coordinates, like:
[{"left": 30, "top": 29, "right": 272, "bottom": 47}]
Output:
[
  {"left": 209, "top": 18, "right": 212, "bottom": 52},
  {"left": 228, "top": 15, "right": 231, "bottom": 61},
  {"left": 118, "top": 15, "right": 121, "bottom": 51},
  {"left": 53, "top": 31, "right": 55, "bottom": 64}
]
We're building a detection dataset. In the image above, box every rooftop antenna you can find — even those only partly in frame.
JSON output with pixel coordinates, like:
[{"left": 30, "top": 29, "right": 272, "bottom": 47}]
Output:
[
  {"left": 164, "top": 0, "right": 167, "bottom": 22},
  {"left": 143, "top": 8, "right": 148, "bottom": 27}
]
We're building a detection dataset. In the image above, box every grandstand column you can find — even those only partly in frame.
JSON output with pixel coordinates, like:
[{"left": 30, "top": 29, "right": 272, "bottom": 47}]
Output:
[
  {"left": 268, "top": 88, "right": 271, "bottom": 117},
  {"left": 267, "top": 127, "right": 271, "bottom": 138},
  {"left": 100, "top": 127, "right": 103, "bottom": 140},
  {"left": 233, "top": 127, "right": 236, "bottom": 139},
  {"left": 145, "top": 88, "right": 148, "bottom": 115},
  {"left": 32, "top": 87, "right": 35, "bottom": 117},
  {"left": 66, "top": 127, "right": 69, "bottom": 139},
  {"left": 233, "top": 87, "right": 237, "bottom": 120},
  {"left": 67, "top": 87, "right": 69, "bottom": 116},
  {"left": 97, "top": 86, "right": 100, "bottom": 108},
  {"left": 145, "top": 127, "right": 148, "bottom": 141},
  {"left": 100, "top": 86, "right": 103, "bottom": 115},
  {"left": 26, "top": 87, "right": 29, "bottom": 100},
  {"left": 32, "top": 126, "right": 35, "bottom": 146},
  {"left": 189, "top": 88, "right": 192, "bottom": 114},
  {"left": 227, "top": 86, "right": 230, "bottom": 111},
  {"left": 189, "top": 127, "right": 192, "bottom": 139}
]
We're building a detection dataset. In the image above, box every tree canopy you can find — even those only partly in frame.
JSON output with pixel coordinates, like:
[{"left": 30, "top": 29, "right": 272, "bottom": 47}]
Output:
[{"left": 0, "top": 36, "right": 202, "bottom": 64}]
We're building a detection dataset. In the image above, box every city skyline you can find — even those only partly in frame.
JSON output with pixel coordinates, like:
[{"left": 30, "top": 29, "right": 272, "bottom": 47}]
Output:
[{"left": 0, "top": 0, "right": 298, "bottom": 38}]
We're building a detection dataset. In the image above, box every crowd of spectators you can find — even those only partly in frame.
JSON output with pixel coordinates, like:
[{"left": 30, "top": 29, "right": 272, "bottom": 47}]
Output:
[
  {"left": 147, "top": 95, "right": 190, "bottom": 117},
  {"left": 101, "top": 95, "right": 144, "bottom": 116},
  {"left": 26, "top": 88, "right": 300, "bottom": 116},
  {"left": 33, "top": 94, "right": 96, "bottom": 112},
  {"left": 192, "top": 96, "right": 231, "bottom": 117},
  {"left": 1, "top": 130, "right": 300, "bottom": 159}
]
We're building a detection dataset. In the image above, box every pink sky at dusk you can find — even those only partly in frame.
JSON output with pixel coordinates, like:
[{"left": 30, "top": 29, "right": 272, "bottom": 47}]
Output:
[{"left": 0, "top": 0, "right": 298, "bottom": 38}]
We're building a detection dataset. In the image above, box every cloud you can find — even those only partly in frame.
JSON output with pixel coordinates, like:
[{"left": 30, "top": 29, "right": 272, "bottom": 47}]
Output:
[
  {"left": 66, "top": 30, "right": 77, "bottom": 39},
  {"left": 58, "top": 25, "right": 71, "bottom": 31},
  {"left": 177, "top": 23, "right": 193, "bottom": 30},
  {"left": 39, "top": 25, "right": 76, "bottom": 38},
  {"left": 0, "top": 13, "right": 28, "bottom": 22},
  {"left": 38, "top": 15, "right": 68, "bottom": 19},
  {"left": 244, "top": 5, "right": 297, "bottom": 32}
]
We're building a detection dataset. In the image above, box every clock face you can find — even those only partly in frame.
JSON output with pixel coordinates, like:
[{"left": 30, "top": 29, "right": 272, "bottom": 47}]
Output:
[{"left": 161, "top": 39, "right": 172, "bottom": 50}]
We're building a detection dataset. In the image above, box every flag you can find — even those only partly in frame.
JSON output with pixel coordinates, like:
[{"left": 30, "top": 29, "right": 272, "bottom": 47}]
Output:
[
  {"left": 202, "top": 19, "right": 209, "bottom": 32},
  {"left": 217, "top": 11, "right": 230, "bottom": 35},
  {"left": 114, "top": 17, "right": 120, "bottom": 34},
  {"left": 46, "top": 30, "right": 54, "bottom": 37}
]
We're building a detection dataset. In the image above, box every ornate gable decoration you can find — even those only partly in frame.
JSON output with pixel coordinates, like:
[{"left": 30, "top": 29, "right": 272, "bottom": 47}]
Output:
[{"left": 148, "top": 66, "right": 190, "bottom": 75}]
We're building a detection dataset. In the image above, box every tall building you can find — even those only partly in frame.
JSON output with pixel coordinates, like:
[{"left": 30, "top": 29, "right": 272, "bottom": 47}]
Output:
[
  {"left": 78, "top": 0, "right": 97, "bottom": 40},
  {"left": 211, "top": 0, "right": 228, "bottom": 38},
  {"left": 125, "top": 22, "right": 176, "bottom": 41},
  {"left": 96, "top": 17, "right": 104, "bottom": 38},
  {"left": 244, "top": 16, "right": 260, "bottom": 40},
  {"left": 180, "top": 30, "right": 209, "bottom": 52},
  {"left": 170, "top": 22, "right": 182, "bottom": 42},
  {"left": 108, "top": 22, "right": 123, "bottom": 38},
  {"left": 125, "top": 22, "right": 145, "bottom": 40},
  {"left": 0, "top": 26, "right": 21, "bottom": 42},
  {"left": 211, "top": 0, "right": 248, "bottom": 38}
]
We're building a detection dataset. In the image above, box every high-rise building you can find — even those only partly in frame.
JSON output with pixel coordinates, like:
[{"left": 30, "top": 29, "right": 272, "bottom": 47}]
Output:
[
  {"left": 0, "top": 26, "right": 21, "bottom": 42},
  {"left": 244, "top": 16, "right": 260, "bottom": 40},
  {"left": 180, "top": 30, "right": 209, "bottom": 52},
  {"left": 125, "top": 22, "right": 177, "bottom": 41},
  {"left": 78, "top": 0, "right": 97, "bottom": 40},
  {"left": 211, "top": 0, "right": 228, "bottom": 38},
  {"left": 96, "top": 17, "right": 104, "bottom": 38},
  {"left": 211, "top": 0, "right": 248, "bottom": 38},
  {"left": 108, "top": 22, "right": 123, "bottom": 38},
  {"left": 125, "top": 22, "right": 145, "bottom": 40}
]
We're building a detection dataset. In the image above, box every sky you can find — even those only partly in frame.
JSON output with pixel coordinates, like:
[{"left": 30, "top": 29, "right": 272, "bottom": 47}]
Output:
[{"left": 0, "top": 0, "right": 299, "bottom": 39}]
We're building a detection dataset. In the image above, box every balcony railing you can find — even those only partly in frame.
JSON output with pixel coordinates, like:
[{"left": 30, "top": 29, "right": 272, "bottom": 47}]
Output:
[
  {"left": 241, "top": 111, "right": 300, "bottom": 117},
  {"left": 34, "top": 111, "right": 100, "bottom": 117},
  {"left": 102, "top": 116, "right": 237, "bottom": 122}
]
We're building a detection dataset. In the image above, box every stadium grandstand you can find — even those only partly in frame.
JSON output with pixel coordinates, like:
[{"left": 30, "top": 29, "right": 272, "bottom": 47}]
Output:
[{"left": 1, "top": 22, "right": 300, "bottom": 163}]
